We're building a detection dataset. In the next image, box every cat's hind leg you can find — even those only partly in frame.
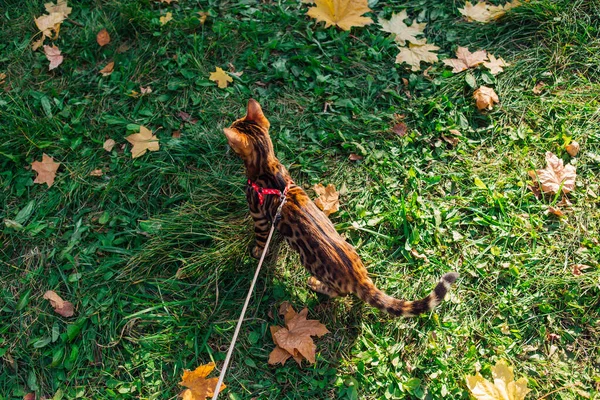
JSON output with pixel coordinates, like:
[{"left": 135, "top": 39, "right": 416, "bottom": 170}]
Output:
[{"left": 308, "top": 277, "right": 339, "bottom": 298}]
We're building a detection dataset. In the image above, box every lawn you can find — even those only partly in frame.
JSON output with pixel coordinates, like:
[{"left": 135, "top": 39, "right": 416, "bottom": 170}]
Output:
[{"left": 1, "top": 0, "right": 599, "bottom": 399}]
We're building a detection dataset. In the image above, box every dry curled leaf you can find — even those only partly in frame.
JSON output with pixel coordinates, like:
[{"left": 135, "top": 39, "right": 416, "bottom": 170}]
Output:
[
  {"left": 392, "top": 122, "right": 408, "bottom": 136},
  {"left": 35, "top": 12, "right": 65, "bottom": 42},
  {"left": 307, "top": 0, "right": 373, "bottom": 31},
  {"left": 0, "top": 72, "right": 6, "bottom": 85},
  {"left": 379, "top": 10, "right": 427, "bottom": 46},
  {"left": 571, "top": 264, "right": 591, "bottom": 276},
  {"left": 209, "top": 67, "right": 233, "bottom": 89},
  {"left": 140, "top": 86, "right": 152, "bottom": 95},
  {"left": 31, "top": 153, "right": 60, "bottom": 187},
  {"left": 197, "top": 11, "right": 209, "bottom": 25},
  {"left": 483, "top": 54, "right": 510, "bottom": 75},
  {"left": 43, "top": 44, "right": 64, "bottom": 70},
  {"left": 103, "top": 139, "right": 116, "bottom": 152},
  {"left": 348, "top": 153, "right": 363, "bottom": 161},
  {"left": 547, "top": 206, "right": 564, "bottom": 217},
  {"left": 268, "top": 306, "right": 329, "bottom": 366},
  {"left": 99, "top": 61, "right": 114, "bottom": 76},
  {"left": 395, "top": 43, "right": 439, "bottom": 71},
  {"left": 160, "top": 12, "right": 173, "bottom": 25},
  {"left": 43, "top": 290, "right": 74, "bottom": 317},
  {"left": 179, "top": 362, "right": 225, "bottom": 400},
  {"left": 125, "top": 126, "right": 160, "bottom": 159},
  {"left": 532, "top": 81, "right": 545, "bottom": 95},
  {"left": 528, "top": 152, "right": 576, "bottom": 195},
  {"left": 89, "top": 169, "right": 103, "bottom": 177},
  {"left": 443, "top": 46, "right": 488, "bottom": 73},
  {"left": 466, "top": 360, "right": 531, "bottom": 400},
  {"left": 313, "top": 183, "right": 340, "bottom": 216},
  {"left": 24, "top": 393, "right": 35, "bottom": 400},
  {"left": 566, "top": 141, "right": 580, "bottom": 157},
  {"left": 172, "top": 130, "right": 182, "bottom": 139},
  {"left": 96, "top": 28, "right": 110, "bottom": 47},
  {"left": 473, "top": 85, "right": 499, "bottom": 110}
]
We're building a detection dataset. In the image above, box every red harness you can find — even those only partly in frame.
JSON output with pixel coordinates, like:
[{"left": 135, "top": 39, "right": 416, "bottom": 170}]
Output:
[{"left": 248, "top": 179, "right": 291, "bottom": 205}]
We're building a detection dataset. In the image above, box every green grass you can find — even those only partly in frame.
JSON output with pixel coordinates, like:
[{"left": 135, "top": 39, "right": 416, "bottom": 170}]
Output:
[{"left": 1, "top": 0, "right": 599, "bottom": 399}]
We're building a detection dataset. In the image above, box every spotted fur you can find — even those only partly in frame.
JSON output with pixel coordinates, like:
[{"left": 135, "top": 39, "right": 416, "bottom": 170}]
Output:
[{"left": 223, "top": 99, "right": 458, "bottom": 317}]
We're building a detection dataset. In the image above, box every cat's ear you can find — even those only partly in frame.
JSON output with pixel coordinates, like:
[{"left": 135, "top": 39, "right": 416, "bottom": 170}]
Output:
[
  {"left": 244, "top": 98, "right": 270, "bottom": 129},
  {"left": 223, "top": 128, "right": 250, "bottom": 156}
]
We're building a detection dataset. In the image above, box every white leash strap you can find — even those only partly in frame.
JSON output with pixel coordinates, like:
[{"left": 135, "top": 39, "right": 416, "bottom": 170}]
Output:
[{"left": 211, "top": 196, "right": 286, "bottom": 399}]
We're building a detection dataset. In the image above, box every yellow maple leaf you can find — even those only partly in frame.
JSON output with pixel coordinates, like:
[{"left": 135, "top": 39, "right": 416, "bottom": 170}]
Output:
[
  {"left": 160, "top": 12, "right": 173, "bottom": 25},
  {"left": 125, "top": 126, "right": 160, "bottom": 159},
  {"left": 209, "top": 67, "right": 233, "bottom": 89},
  {"left": 306, "top": 0, "right": 373, "bottom": 31},
  {"left": 35, "top": 12, "right": 65, "bottom": 40},
  {"left": 395, "top": 43, "right": 439, "bottom": 71},
  {"left": 179, "top": 362, "right": 226, "bottom": 400},
  {"left": 379, "top": 10, "right": 427, "bottom": 46},
  {"left": 466, "top": 360, "right": 531, "bottom": 400},
  {"left": 44, "top": 0, "right": 72, "bottom": 17},
  {"left": 459, "top": 1, "right": 492, "bottom": 22}
]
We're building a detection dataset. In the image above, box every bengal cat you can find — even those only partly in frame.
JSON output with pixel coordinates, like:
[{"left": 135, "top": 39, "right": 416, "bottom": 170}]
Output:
[{"left": 223, "top": 99, "right": 458, "bottom": 317}]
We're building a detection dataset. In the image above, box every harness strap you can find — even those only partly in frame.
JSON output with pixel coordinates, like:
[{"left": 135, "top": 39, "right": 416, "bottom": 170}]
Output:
[{"left": 248, "top": 179, "right": 291, "bottom": 205}]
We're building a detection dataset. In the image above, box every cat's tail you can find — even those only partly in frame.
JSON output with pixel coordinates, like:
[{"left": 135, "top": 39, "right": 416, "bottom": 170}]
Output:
[{"left": 356, "top": 272, "right": 459, "bottom": 317}]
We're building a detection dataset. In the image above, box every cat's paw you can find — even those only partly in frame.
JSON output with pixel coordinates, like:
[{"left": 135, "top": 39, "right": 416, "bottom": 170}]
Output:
[{"left": 251, "top": 245, "right": 265, "bottom": 259}]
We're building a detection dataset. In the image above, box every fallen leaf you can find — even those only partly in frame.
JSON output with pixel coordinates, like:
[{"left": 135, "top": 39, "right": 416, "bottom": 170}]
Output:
[
  {"left": 158, "top": 0, "right": 175, "bottom": 3},
  {"left": 125, "top": 126, "right": 160, "bottom": 159},
  {"left": 395, "top": 43, "right": 439, "bottom": 71},
  {"left": 89, "top": 169, "right": 103, "bottom": 177},
  {"left": 473, "top": 85, "right": 499, "bottom": 110},
  {"left": 571, "top": 264, "right": 591, "bottom": 276},
  {"left": 489, "top": 0, "right": 521, "bottom": 20},
  {"left": 43, "top": 44, "right": 64, "bottom": 70},
  {"left": 140, "top": 86, "right": 152, "bottom": 95},
  {"left": 392, "top": 122, "right": 408, "bottom": 136},
  {"left": 566, "top": 141, "right": 580, "bottom": 157},
  {"left": 269, "top": 306, "right": 329, "bottom": 366},
  {"left": 500, "top": 323, "right": 511, "bottom": 335},
  {"left": 116, "top": 42, "right": 131, "bottom": 53},
  {"left": 178, "top": 111, "right": 198, "bottom": 124},
  {"left": 547, "top": 206, "right": 564, "bottom": 217},
  {"left": 379, "top": 10, "right": 427, "bottom": 46},
  {"left": 0, "top": 72, "right": 6, "bottom": 85},
  {"left": 410, "top": 248, "right": 429, "bottom": 262},
  {"left": 31, "top": 153, "right": 60, "bottom": 187},
  {"left": 35, "top": 12, "right": 65, "bottom": 41},
  {"left": 103, "top": 139, "right": 116, "bottom": 152},
  {"left": 24, "top": 393, "right": 35, "bottom": 400},
  {"left": 546, "top": 333, "right": 560, "bottom": 341},
  {"left": 198, "top": 11, "right": 209, "bottom": 25},
  {"left": 528, "top": 152, "right": 576, "bottom": 194},
  {"left": 45, "top": 0, "right": 72, "bottom": 17},
  {"left": 349, "top": 153, "right": 363, "bottom": 161},
  {"left": 99, "top": 61, "right": 114, "bottom": 76},
  {"left": 96, "top": 28, "right": 110, "bottom": 47},
  {"left": 532, "top": 81, "right": 546, "bottom": 95},
  {"left": 43, "top": 290, "right": 74, "bottom": 317},
  {"left": 307, "top": 0, "right": 373, "bottom": 31},
  {"left": 179, "top": 362, "right": 225, "bottom": 400},
  {"left": 483, "top": 54, "right": 510, "bottom": 75},
  {"left": 458, "top": 1, "right": 492, "bottom": 22},
  {"left": 466, "top": 360, "right": 531, "bottom": 400},
  {"left": 160, "top": 12, "right": 173, "bottom": 25},
  {"left": 443, "top": 46, "right": 488, "bottom": 73},
  {"left": 209, "top": 67, "right": 233, "bottom": 89},
  {"left": 441, "top": 134, "right": 459, "bottom": 147},
  {"left": 172, "top": 130, "right": 182, "bottom": 139},
  {"left": 313, "top": 183, "right": 340, "bottom": 216}
]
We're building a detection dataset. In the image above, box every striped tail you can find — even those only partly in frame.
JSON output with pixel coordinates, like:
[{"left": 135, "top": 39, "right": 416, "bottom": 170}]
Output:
[{"left": 356, "top": 272, "right": 459, "bottom": 317}]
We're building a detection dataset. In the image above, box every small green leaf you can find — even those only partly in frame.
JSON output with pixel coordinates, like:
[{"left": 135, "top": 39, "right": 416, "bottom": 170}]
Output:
[
  {"left": 474, "top": 177, "right": 487, "bottom": 190},
  {"left": 465, "top": 73, "right": 477, "bottom": 88}
]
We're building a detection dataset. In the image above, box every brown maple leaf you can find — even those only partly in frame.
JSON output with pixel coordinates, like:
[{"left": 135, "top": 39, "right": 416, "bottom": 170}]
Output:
[
  {"left": 31, "top": 153, "right": 60, "bottom": 187},
  {"left": 443, "top": 46, "right": 488, "bottom": 73},
  {"left": 179, "top": 362, "right": 225, "bottom": 400},
  {"left": 313, "top": 183, "right": 340, "bottom": 216},
  {"left": 43, "top": 290, "right": 75, "bottom": 317},
  {"left": 269, "top": 306, "right": 329, "bottom": 366},
  {"left": 528, "top": 152, "right": 577, "bottom": 195},
  {"left": 473, "top": 85, "right": 499, "bottom": 110}
]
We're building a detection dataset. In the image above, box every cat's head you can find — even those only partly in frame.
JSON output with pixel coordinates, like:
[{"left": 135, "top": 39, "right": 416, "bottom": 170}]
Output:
[{"left": 223, "top": 99, "right": 273, "bottom": 161}]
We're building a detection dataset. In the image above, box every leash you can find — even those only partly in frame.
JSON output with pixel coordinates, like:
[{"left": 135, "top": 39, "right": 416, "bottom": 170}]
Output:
[{"left": 211, "top": 188, "right": 288, "bottom": 400}]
